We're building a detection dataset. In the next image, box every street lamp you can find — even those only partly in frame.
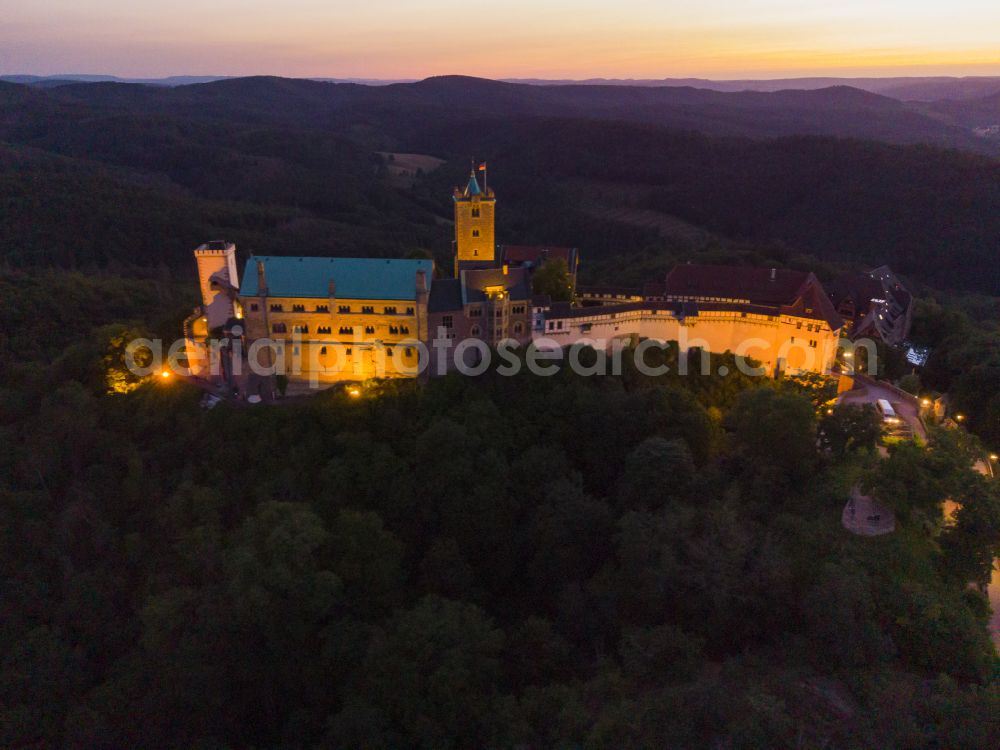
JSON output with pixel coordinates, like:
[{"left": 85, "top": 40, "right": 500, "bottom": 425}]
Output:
[{"left": 955, "top": 414, "right": 965, "bottom": 422}]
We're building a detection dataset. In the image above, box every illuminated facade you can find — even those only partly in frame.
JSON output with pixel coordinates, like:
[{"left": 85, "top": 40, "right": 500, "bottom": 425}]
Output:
[
  {"left": 535, "top": 265, "right": 844, "bottom": 376},
  {"left": 452, "top": 171, "right": 496, "bottom": 274},
  {"left": 185, "top": 169, "right": 844, "bottom": 393}
]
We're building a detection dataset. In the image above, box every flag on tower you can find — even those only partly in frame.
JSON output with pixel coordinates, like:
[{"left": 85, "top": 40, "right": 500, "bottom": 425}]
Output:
[{"left": 478, "top": 162, "right": 487, "bottom": 171}]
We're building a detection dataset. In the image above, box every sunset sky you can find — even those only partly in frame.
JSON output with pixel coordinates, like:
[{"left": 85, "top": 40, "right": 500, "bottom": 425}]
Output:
[{"left": 4, "top": 0, "right": 1000, "bottom": 79}]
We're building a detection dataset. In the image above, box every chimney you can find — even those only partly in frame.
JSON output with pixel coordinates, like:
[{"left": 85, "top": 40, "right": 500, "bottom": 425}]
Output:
[
  {"left": 256, "top": 260, "right": 268, "bottom": 296},
  {"left": 416, "top": 270, "right": 427, "bottom": 294},
  {"left": 770, "top": 268, "right": 777, "bottom": 281}
]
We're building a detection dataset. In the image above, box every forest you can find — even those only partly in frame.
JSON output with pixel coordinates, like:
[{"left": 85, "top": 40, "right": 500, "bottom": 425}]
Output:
[
  {"left": 3, "top": 293, "right": 1000, "bottom": 746},
  {"left": 1, "top": 75, "right": 1000, "bottom": 747}
]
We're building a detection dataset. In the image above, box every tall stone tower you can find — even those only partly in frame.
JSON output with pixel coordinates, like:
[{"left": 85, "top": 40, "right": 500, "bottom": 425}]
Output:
[
  {"left": 194, "top": 240, "right": 240, "bottom": 329},
  {"left": 453, "top": 169, "right": 496, "bottom": 275}
]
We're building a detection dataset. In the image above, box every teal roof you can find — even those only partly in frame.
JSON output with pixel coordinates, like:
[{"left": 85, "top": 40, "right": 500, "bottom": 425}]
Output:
[
  {"left": 465, "top": 172, "right": 482, "bottom": 196},
  {"left": 240, "top": 256, "right": 434, "bottom": 300}
]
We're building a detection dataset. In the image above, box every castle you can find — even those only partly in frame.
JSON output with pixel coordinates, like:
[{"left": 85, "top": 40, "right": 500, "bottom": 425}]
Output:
[{"left": 184, "top": 168, "right": 843, "bottom": 395}]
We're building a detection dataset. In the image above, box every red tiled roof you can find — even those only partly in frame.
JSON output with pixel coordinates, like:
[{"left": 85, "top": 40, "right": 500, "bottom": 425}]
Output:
[{"left": 663, "top": 264, "right": 843, "bottom": 330}]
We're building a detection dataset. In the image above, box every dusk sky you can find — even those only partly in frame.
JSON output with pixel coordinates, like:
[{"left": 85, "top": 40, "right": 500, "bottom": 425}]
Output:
[{"left": 4, "top": 0, "right": 1000, "bottom": 79}]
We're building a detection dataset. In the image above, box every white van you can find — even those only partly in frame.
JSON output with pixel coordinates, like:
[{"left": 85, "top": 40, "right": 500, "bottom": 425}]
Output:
[{"left": 876, "top": 399, "right": 898, "bottom": 423}]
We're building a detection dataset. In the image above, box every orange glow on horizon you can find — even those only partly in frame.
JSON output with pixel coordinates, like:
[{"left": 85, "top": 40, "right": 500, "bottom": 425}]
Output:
[{"left": 5, "top": 1, "right": 1000, "bottom": 80}]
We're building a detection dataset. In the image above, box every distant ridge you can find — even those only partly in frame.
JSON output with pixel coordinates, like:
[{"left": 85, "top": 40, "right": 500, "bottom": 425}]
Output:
[{"left": 4, "top": 73, "right": 1000, "bottom": 100}]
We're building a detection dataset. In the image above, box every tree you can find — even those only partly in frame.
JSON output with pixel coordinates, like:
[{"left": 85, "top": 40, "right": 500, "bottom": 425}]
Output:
[
  {"left": 532, "top": 258, "right": 573, "bottom": 302},
  {"left": 819, "top": 403, "right": 881, "bottom": 457}
]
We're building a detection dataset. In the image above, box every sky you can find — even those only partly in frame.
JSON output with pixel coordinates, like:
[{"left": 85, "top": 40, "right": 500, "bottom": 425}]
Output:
[{"left": 3, "top": 0, "right": 1000, "bottom": 80}]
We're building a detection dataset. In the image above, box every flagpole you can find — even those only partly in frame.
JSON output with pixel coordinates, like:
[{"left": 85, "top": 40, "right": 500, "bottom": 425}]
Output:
[{"left": 483, "top": 163, "right": 488, "bottom": 194}]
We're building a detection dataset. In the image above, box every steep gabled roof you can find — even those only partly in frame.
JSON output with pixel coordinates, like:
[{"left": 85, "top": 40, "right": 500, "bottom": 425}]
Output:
[{"left": 663, "top": 263, "right": 843, "bottom": 329}]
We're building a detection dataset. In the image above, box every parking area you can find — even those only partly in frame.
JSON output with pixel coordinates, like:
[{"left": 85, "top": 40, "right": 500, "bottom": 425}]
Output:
[{"left": 837, "top": 377, "right": 926, "bottom": 443}]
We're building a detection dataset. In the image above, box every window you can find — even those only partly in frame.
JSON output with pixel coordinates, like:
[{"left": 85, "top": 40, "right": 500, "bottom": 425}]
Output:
[
  {"left": 365, "top": 326, "right": 375, "bottom": 334},
  {"left": 272, "top": 323, "right": 287, "bottom": 333},
  {"left": 316, "top": 304, "right": 329, "bottom": 313},
  {"left": 442, "top": 315, "right": 453, "bottom": 328},
  {"left": 384, "top": 306, "right": 397, "bottom": 315},
  {"left": 514, "top": 322, "right": 523, "bottom": 334},
  {"left": 338, "top": 326, "right": 354, "bottom": 335},
  {"left": 740, "top": 312, "right": 747, "bottom": 318},
  {"left": 292, "top": 325, "right": 308, "bottom": 334},
  {"left": 317, "top": 326, "right": 332, "bottom": 335},
  {"left": 809, "top": 340, "right": 818, "bottom": 348},
  {"left": 362, "top": 306, "right": 374, "bottom": 314},
  {"left": 270, "top": 304, "right": 283, "bottom": 312},
  {"left": 472, "top": 229, "right": 480, "bottom": 238},
  {"left": 345, "top": 348, "right": 352, "bottom": 356},
  {"left": 471, "top": 207, "right": 480, "bottom": 218},
  {"left": 249, "top": 303, "right": 259, "bottom": 312},
  {"left": 469, "top": 307, "right": 482, "bottom": 318},
  {"left": 806, "top": 323, "right": 813, "bottom": 332},
  {"left": 320, "top": 346, "right": 327, "bottom": 355},
  {"left": 338, "top": 305, "right": 351, "bottom": 314},
  {"left": 400, "top": 326, "right": 410, "bottom": 335},
  {"left": 386, "top": 347, "right": 393, "bottom": 356},
  {"left": 512, "top": 305, "right": 525, "bottom": 315},
  {"left": 405, "top": 347, "right": 413, "bottom": 357},
  {"left": 406, "top": 307, "right": 414, "bottom": 315},
  {"left": 292, "top": 304, "right": 305, "bottom": 313},
  {"left": 796, "top": 321, "right": 803, "bottom": 329},
  {"left": 389, "top": 325, "right": 399, "bottom": 335},
  {"left": 470, "top": 325, "right": 481, "bottom": 337}
]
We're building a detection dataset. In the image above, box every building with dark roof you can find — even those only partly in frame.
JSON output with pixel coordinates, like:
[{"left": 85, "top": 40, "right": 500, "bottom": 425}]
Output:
[
  {"left": 827, "top": 265, "right": 912, "bottom": 346},
  {"left": 534, "top": 263, "right": 845, "bottom": 376}
]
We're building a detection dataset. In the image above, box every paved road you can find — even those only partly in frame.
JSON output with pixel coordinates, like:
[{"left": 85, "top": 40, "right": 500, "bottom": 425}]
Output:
[{"left": 837, "top": 378, "right": 927, "bottom": 442}]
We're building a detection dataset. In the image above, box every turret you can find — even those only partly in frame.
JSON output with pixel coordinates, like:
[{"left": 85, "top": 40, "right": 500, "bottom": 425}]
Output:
[
  {"left": 452, "top": 166, "right": 496, "bottom": 275},
  {"left": 194, "top": 241, "right": 240, "bottom": 329}
]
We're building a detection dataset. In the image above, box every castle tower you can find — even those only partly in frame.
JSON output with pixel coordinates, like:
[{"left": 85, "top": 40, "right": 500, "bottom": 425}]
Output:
[
  {"left": 194, "top": 240, "right": 240, "bottom": 329},
  {"left": 453, "top": 168, "right": 496, "bottom": 275}
]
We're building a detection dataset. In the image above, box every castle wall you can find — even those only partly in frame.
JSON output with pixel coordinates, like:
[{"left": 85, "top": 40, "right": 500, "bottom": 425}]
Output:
[
  {"left": 536, "top": 307, "right": 839, "bottom": 376},
  {"left": 239, "top": 295, "right": 427, "bottom": 383}
]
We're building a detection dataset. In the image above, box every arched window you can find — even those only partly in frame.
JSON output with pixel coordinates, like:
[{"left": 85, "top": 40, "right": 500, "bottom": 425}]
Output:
[{"left": 470, "top": 325, "right": 481, "bottom": 338}]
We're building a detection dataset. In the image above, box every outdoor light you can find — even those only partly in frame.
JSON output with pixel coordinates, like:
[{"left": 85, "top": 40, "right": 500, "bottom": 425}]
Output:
[
  {"left": 160, "top": 370, "right": 171, "bottom": 379},
  {"left": 843, "top": 351, "right": 853, "bottom": 358},
  {"left": 348, "top": 386, "right": 361, "bottom": 398},
  {"left": 921, "top": 398, "right": 931, "bottom": 406},
  {"left": 956, "top": 414, "right": 965, "bottom": 422},
  {"left": 990, "top": 454, "right": 998, "bottom": 462}
]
